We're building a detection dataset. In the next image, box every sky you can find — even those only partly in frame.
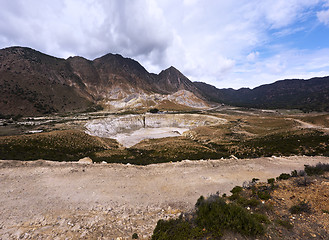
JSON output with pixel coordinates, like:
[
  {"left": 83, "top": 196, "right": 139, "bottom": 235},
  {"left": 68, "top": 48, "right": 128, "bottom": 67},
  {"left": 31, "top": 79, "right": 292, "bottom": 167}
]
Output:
[{"left": 1, "top": 0, "right": 329, "bottom": 89}]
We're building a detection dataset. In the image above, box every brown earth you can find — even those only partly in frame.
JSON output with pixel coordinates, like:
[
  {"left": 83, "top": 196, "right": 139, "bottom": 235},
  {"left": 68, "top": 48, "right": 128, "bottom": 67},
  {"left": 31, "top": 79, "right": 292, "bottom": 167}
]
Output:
[{"left": 1, "top": 156, "right": 328, "bottom": 239}]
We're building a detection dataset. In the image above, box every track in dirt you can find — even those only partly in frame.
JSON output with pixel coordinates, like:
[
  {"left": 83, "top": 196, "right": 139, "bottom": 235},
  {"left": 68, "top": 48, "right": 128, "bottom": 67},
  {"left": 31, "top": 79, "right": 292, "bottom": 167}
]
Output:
[{"left": 1, "top": 156, "right": 329, "bottom": 239}]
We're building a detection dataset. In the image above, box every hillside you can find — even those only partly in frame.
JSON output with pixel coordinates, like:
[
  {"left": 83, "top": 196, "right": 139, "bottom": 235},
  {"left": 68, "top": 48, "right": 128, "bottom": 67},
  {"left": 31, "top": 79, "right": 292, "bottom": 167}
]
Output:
[
  {"left": 1, "top": 46, "right": 329, "bottom": 117},
  {"left": 0, "top": 46, "right": 206, "bottom": 116},
  {"left": 0, "top": 47, "right": 93, "bottom": 116},
  {"left": 194, "top": 77, "right": 329, "bottom": 112}
]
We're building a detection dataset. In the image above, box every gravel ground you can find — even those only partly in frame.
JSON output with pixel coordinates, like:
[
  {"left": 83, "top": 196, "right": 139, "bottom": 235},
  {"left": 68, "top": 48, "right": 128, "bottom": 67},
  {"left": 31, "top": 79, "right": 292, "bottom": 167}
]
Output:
[{"left": 1, "top": 156, "right": 329, "bottom": 239}]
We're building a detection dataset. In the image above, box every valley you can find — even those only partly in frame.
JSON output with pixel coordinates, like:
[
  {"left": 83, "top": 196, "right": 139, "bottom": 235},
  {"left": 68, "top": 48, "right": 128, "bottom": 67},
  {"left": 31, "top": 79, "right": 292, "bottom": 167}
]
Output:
[{"left": 1, "top": 46, "right": 329, "bottom": 239}]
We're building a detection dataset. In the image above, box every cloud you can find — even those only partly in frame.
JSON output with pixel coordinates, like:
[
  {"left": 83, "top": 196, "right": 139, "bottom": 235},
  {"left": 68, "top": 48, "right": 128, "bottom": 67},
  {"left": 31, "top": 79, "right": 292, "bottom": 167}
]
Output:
[
  {"left": 0, "top": 0, "right": 172, "bottom": 62},
  {"left": 0, "top": 0, "right": 329, "bottom": 89},
  {"left": 226, "top": 48, "right": 329, "bottom": 89},
  {"left": 317, "top": 9, "right": 329, "bottom": 25},
  {"left": 247, "top": 51, "right": 260, "bottom": 61}
]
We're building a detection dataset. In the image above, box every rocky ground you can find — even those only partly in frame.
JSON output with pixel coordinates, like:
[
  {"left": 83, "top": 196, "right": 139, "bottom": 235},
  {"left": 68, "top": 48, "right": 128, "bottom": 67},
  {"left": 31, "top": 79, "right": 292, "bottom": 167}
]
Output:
[{"left": 1, "top": 156, "right": 328, "bottom": 239}]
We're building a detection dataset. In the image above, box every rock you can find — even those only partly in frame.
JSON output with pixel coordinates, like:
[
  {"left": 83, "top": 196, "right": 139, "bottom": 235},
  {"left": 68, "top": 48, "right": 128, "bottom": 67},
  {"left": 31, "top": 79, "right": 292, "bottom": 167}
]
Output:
[
  {"left": 229, "top": 155, "right": 238, "bottom": 160},
  {"left": 78, "top": 157, "right": 93, "bottom": 164}
]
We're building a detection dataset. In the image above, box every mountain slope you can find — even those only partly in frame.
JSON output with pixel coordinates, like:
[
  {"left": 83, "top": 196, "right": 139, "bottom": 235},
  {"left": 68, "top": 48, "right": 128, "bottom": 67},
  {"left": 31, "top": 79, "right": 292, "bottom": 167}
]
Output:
[
  {"left": 0, "top": 47, "right": 93, "bottom": 116},
  {"left": 0, "top": 47, "right": 207, "bottom": 116},
  {"left": 194, "top": 77, "right": 329, "bottom": 112},
  {"left": 1, "top": 46, "right": 329, "bottom": 117}
]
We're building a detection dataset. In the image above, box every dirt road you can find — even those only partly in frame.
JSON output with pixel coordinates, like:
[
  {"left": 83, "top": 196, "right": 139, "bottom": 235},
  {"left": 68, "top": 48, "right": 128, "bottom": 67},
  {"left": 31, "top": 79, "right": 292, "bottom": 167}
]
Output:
[{"left": 1, "top": 156, "right": 329, "bottom": 239}]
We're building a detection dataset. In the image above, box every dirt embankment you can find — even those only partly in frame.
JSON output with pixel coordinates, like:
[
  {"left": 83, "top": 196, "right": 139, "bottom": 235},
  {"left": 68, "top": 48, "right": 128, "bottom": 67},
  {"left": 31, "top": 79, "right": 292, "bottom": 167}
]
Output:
[{"left": 1, "top": 156, "right": 329, "bottom": 239}]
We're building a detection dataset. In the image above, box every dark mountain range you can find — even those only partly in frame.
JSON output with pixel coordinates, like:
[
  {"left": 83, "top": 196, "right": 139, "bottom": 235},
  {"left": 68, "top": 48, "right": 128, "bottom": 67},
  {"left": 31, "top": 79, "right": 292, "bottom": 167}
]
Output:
[
  {"left": 0, "top": 46, "right": 328, "bottom": 116},
  {"left": 194, "top": 77, "right": 329, "bottom": 112}
]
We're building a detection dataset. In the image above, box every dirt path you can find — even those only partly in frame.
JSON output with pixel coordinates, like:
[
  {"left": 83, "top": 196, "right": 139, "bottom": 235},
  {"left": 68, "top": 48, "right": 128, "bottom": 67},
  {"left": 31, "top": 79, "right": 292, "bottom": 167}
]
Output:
[
  {"left": 1, "top": 156, "right": 329, "bottom": 239},
  {"left": 293, "top": 119, "right": 329, "bottom": 133}
]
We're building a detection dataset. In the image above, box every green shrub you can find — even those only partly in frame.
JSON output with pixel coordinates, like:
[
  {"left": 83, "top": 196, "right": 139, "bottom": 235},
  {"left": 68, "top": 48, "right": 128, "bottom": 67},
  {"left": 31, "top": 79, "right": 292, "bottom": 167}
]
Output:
[
  {"left": 152, "top": 218, "right": 203, "bottom": 240},
  {"left": 291, "top": 170, "right": 298, "bottom": 177},
  {"left": 267, "top": 178, "right": 275, "bottom": 184},
  {"left": 257, "top": 190, "right": 271, "bottom": 200},
  {"left": 275, "top": 219, "right": 293, "bottom": 229},
  {"left": 277, "top": 173, "right": 291, "bottom": 181},
  {"left": 196, "top": 195, "right": 266, "bottom": 237},
  {"left": 304, "top": 163, "right": 329, "bottom": 176},
  {"left": 234, "top": 195, "right": 261, "bottom": 207},
  {"left": 132, "top": 233, "right": 139, "bottom": 239},
  {"left": 252, "top": 178, "right": 260, "bottom": 183},
  {"left": 152, "top": 195, "right": 268, "bottom": 239},
  {"left": 289, "top": 200, "right": 312, "bottom": 214},
  {"left": 230, "top": 186, "right": 243, "bottom": 195}
]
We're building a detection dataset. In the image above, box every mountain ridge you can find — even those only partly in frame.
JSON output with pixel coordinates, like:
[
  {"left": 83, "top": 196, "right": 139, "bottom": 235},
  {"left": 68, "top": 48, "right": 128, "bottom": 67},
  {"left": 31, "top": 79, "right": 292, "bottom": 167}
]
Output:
[
  {"left": 0, "top": 46, "right": 208, "bottom": 116},
  {"left": 1, "top": 46, "right": 329, "bottom": 116}
]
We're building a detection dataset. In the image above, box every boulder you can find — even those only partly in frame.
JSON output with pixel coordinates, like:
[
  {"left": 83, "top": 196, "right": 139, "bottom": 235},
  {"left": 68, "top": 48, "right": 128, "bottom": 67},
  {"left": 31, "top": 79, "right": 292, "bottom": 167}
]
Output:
[{"left": 78, "top": 157, "right": 93, "bottom": 164}]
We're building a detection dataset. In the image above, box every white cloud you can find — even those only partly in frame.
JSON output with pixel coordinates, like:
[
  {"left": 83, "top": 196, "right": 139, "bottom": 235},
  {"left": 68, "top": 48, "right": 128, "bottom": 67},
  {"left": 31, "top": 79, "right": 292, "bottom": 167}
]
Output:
[
  {"left": 247, "top": 51, "right": 260, "bottom": 61},
  {"left": 0, "top": 0, "right": 172, "bottom": 62},
  {"left": 0, "top": 0, "right": 329, "bottom": 89},
  {"left": 225, "top": 48, "right": 329, "bottom": 89},
  {"left": 317, "top": 9, "right": 329, "bottom": 25}
]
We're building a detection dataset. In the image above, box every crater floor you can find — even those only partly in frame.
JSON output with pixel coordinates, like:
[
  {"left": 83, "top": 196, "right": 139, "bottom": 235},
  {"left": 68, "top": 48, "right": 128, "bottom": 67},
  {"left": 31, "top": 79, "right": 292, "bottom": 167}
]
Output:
[{"left": 85, "top": 113, "right": 226, "bottom": 147}]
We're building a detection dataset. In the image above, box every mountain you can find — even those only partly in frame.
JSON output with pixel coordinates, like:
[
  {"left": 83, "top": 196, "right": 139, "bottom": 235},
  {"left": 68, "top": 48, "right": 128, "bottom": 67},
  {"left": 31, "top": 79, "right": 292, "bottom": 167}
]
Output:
[
  {"left": 1, "top": 46, "right": 329, "bottom": 117},
  {"left": 0, "top": 46, "right": 207, "bottom": 116},
  {"left": 194, "top": 77, "right": 329, "bottom": 112},
  {"left": 0, "top": 47, "right": 93, "bottom": 116}
]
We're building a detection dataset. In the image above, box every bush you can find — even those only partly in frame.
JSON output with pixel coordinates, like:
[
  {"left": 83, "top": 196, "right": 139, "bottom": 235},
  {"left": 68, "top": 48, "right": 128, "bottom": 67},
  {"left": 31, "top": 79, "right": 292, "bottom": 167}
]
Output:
[
  {"left": 277, "top": 173, "right": 291, "bottom": 181},
  {"left": 230, "top": 186, "right": 243, "bottom": 195},
  {"left": 295, "top": 176, "right": 311, "bottom": 187},
  {"left": 275, "top": 219, "right": 293, "bottom": 229},
  {"left": 291, "top": 170, "right": 298, "bottom": 177},
  {"left": 304, "top": 163, "right": 329, "bottom": 176},
  {"left": 152, "top": 218, "right": 203, "bottom": 240},
  {"left": 152, "top": 195, "right": 268, "bottom": 239},
  {"left": 267, "top": 178, "right": 275, "bottom": 184},
  {"left": 132, "top": 233, "right": 139, "bottom": 239},
  {"left": 257, "top": 190, "right": 271, "bottom": 200},
  {"left": 196, "top": 195, "right": 266, "bottom": 237},
  {"left": 289, "top": 200, "right": 312, "bottom": 214}
]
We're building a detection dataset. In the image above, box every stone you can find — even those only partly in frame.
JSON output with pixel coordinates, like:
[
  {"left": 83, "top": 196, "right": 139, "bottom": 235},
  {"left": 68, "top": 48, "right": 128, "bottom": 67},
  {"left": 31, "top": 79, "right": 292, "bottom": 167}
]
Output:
[{"left": 78, "top": 157, "right": 93, "bottom": 164}]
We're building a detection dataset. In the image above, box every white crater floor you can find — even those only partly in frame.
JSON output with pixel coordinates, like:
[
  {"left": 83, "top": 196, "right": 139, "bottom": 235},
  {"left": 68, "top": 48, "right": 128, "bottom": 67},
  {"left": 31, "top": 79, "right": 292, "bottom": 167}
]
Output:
[
  {"left": 85, "top": 113, "right": 226, "bottom": 147},
  {"left": 113, "top": 127, "right": 189, "bottom": 147}
]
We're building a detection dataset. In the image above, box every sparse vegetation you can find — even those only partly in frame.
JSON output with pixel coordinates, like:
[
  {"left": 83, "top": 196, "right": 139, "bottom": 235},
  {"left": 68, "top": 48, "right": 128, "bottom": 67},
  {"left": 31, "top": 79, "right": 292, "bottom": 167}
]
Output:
[
  {"left": 152, "top": 164, "right": 329, "bottom": 239},
  {"left": 275, "top": 219, "right": 294, "bottom": 229},
  {"left": 289, "top": 200, "right": 312, "bottom": 214},
  {"left": 277, "top": 173, "right": 291, "bottom": 180},
  {"left": 152, "top": 194, "right": 267, "bottom": 239},
  {"left": 295, "top": 176, "right": 312, "bottom": 187},
  {"left": 304, "top": 162, "right": 329, "bottom": 176},
  {"left": 267, "top": 178, "right": 275, "bottom": 184},
  {"left": 0, "top": 130, "right": 116, "bottom": 161},
  {"left": 1, "top": 110, "right": 329, "bottom": 165}
]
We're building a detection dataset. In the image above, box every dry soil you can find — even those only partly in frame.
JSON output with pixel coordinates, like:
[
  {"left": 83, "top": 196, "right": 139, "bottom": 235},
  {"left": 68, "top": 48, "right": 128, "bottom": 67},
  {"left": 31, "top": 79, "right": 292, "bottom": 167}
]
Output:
[{"left": 1, "top": 156, "right": 329, "bottom": 239}]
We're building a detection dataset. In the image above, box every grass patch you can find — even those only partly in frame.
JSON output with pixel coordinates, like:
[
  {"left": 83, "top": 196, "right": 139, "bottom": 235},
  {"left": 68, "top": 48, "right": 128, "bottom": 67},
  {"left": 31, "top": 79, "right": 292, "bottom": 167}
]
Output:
[
  {"left": 0, "top": 130, "right": 115, "bottom": 161},
  {"left": 231, "top": 130, "right": 329, "bottom": 158}
]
